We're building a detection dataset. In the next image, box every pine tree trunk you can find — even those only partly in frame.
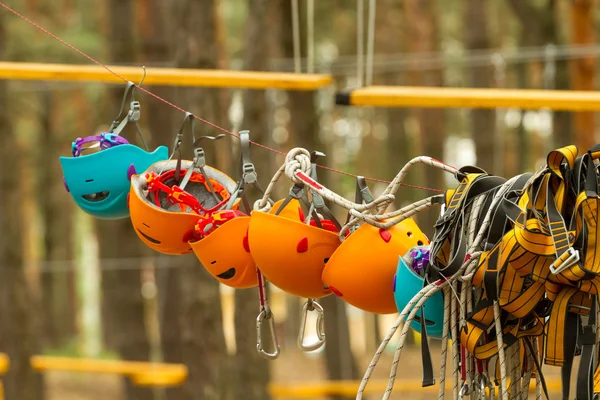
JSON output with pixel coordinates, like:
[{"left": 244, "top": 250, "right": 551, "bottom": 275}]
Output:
[
  {"left": 0, "top": 12, "right": 44, "bottom": 400},
  {"left": 39, "top": 90, "right": 76, "bottom": 350},
  {"left": 466, "top": 0, "right": 496, "bottom": 175},
  {"left": 158, "top": 1, "right": 233, "bottom": 399},
  {"left": 570, "top": 0, "right": 595, "bottom": 150},
  {"left": 99, "top": 2, "right": 152, "bottom": 399},
  {"left": 405, "top": 0, "right": 445, "bottom": 238},
  {"left": 234, "top": 1, "right": 274, "bottom": 399}
]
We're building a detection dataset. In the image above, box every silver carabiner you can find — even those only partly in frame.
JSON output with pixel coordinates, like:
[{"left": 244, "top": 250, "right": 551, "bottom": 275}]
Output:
[
  {"left": 256, "top": 309, "right": 280, "bottom": 360},
  {"left": 298, "top": 299, "right": 326, "bottom": 352},
  {"left": 459, "top": 383, "right": 471, "bottom": 398}
]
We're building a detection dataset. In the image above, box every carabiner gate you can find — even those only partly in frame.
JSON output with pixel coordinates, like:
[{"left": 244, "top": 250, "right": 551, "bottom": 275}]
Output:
[
  {"left": 297, "top": 299, "right": 326, "bottom": 352},
  {"left": 256, "top": 308, "right": 280, "bottom": 360}
]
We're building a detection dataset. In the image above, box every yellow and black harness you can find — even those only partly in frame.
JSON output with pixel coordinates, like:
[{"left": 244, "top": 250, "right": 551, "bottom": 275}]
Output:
[{"left": 425, "top": 145, "right": 600, "bottom": 400}]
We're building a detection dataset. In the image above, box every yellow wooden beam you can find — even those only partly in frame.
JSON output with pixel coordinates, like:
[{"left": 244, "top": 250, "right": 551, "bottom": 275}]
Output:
[
  {"left": 268, "top": 378, "right": 564, "bottom": 397},
  {"left": 30, "top": 356, "right": 187, "bottom": 386},
  {"left": 0, "top": 354, "right": 8, "bottom": 376},
  {"left": 336, "top": 86, "right": 600, "bottom": 111},
  {"left": 0, "top": 61, "right": 332, "bottom": 90}
]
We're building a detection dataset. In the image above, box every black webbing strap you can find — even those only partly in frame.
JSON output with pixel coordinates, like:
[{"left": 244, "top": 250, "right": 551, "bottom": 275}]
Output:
[
  {"left": 419, "top": 302, "right": 436, "bottom": 387},
  {"left": 523, "top": 337, "right": 550, "bottom": 400},
  {"left": 561, "top": 311, "right": 581, "bottom": 400},
  {"left": 576, "top": 298, "right": 597, "bottom": 400}
]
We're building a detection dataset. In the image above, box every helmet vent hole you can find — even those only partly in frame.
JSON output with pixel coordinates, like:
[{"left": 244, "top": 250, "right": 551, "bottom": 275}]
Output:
[
  {"left": 407, "top": 231, "right": 413, "bottom": 238},
  {"left": 324, "top": 257, "right": 330, "bottom": 263},
  {"left": 211, "top": 261, "right": 217, "bottom": 264},
  {"left": 417, "top": 240, "right": 424, "bottom": 246}
]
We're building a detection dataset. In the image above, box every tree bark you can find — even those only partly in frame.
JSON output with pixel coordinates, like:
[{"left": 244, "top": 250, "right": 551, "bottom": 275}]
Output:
[
  {"left": 0, "top": 12, "right": 45, "bottom": 400},
  {"left": 159, "top": 1, "right": 233, "bottom": 399},
  {"left": 404, "top": 0, "right": 445, "bottom": 238},
  {"left": 99, "top": 2, "right": 152, "bottom": 399},
  {"left": 38, "top": 90, "right": 76, "bottom": 350},
  {"left": 507, "top": 0, "right": 572, "bottom": 150},
  {"left": 234, "top": 2, "right": 274, "bottom": 400},
  {"left": 277, "top": 2, "right": 361, "bottom": 397},
  {"left": 465, "top": 0, "right": 496, "bottom": 175},
  {"left": 570, "top": 0, "right": 595, "bottom": 150}
]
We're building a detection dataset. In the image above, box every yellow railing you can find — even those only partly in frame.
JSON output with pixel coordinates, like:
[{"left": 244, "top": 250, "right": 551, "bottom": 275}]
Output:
[
  {"left": 0, "top": 61, "right": 332, "bottom": 90},
  {"left": 336, "top": 85, "right": 600, "bottom": 111},
  {"left": 0, "top": 353, "right": 568, "bottom": 398},
  {"left": 0, "top": 353, "right": 186, "bottom": 399},
  {"left": 268, "top": 378, "right": 563, "bottom": 397}
]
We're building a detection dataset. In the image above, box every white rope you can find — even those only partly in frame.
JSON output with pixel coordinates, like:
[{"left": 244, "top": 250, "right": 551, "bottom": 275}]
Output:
[
  {"left": 437, "top": 287, "right": 451, "bottom": 400},
  {"left": 356, "top": 174, "right": 518, "bottom": 399},
  {"left": 450, "top": 282, "right": 459, "bottom": 400},
  {"left": 494, "top": 302, "right": 509, "bottom": 400}
]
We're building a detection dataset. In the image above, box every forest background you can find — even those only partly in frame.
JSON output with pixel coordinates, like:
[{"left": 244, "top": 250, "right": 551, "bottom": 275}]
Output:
[{"left": 0, "top": 0, "right": 597, "bottom": 399}]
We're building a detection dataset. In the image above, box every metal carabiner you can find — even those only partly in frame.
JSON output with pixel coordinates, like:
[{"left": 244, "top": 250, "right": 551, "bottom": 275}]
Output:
[
  {"left": 459, "top": 383, "right": 471, "bottom": 398},
  {"left": 297, "top": 299, "right": 326, "bottom": 352},
  {"left": 256, "top": 308, "right": 280, "bottom": 360}
]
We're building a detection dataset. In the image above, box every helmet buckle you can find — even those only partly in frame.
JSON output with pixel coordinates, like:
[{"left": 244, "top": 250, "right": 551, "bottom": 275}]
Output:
[{"left": 242, "top": 162, "right": 258, "bottom": 185}]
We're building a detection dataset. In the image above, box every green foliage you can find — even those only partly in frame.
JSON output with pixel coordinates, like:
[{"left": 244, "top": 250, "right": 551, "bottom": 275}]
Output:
[{"left": 42, "top": 340, "right": 120, "bottom": 360}]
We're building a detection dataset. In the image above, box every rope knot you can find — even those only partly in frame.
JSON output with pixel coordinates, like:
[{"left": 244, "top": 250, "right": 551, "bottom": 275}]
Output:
[{"left": 284, "top": 147, "right": 312, "bottom": 184}]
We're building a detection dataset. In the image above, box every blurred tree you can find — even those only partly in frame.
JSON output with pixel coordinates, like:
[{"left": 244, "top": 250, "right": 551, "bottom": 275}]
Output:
[
  {"left": 506, "top": 0, "right": 572, "bottom": 149},
  {"left": 276, "top": 2, "right": 362, "bottom": 398},
  {"left": 97, "top": 1, "right": 152, "bottom": 399},
  {"left": 465, "top": 0, "right": 496, "bottom": 175},
  {"left": 38, "top": 91, "right": 76, "bottom": 350},
  {"left": 404, "top": 0, "right": 445, "bottom": 237},
  {"left": 569, "top": 0, "right": 595, "bottom": 150},
  {"left": 234, "top": 1, "right": 274, "bottom": 399},
  {"left": 0, "top": 11, "right": 45, "bottom": 400},
  {"left": 147, "top": 1, "right": 235, "bottom": 399}
]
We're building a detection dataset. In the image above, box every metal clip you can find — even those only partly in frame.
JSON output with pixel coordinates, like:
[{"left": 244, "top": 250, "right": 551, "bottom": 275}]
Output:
[
  {"left": 297, "top": 300, "right": 326, "bottom": 352},
  {"left": 549, "top": 247, "right": 580, "bottom": 275},
  {"left": 256, "top": 309, "right": 280, "bottom": 360},
  {"left": 242, "top": 163, "right": 257, "bottom": 184},
  {"left": 459, "top": 383, "right": 471, "bottom": 398},
  {"left": 128, "top": 101, "right": 141, "bottom": 122},
  {"left": 193, "top": 148, "right": 206, "bottom": 168}
]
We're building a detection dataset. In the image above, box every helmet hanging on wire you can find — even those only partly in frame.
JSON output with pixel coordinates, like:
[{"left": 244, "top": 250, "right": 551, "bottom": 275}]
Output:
[
  {"left": 322, "top": 177, "right": 430, "bottom": 314},
  {"left": 189, "top": 130, "right": 263, "bottom": 289},
  {"left": 248, "top": 151, "right": 340, "bottom": 299},
  {"left": 60, "top": 79, "right": 168, "bottom": 219},
  {"left": 129, "top": 112, "right": 236, "bottom": 255}
]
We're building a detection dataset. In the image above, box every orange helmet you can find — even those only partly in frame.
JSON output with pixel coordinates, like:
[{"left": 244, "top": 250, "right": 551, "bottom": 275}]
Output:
[
  {"left": 248, "top": 194, "right": 341, "bottom": 298},
  {"left": 189, "top": 213, "right": 257, "bottom": 288},
  {"left": 189, "top": 130, "right": 263, "bottom": 289},
  {"left": 322, "top": 217, "right": 429, "bottom": 314},
  {"left": 129, "top": 159, "right": 239, "bottom": 255}
]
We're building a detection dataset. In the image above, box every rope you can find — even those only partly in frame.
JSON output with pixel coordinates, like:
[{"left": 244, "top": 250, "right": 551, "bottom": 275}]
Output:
[
  {"left": 356, "top": 0, "right": 364, "bottom": 87},
  {"left": 307, "top": 0, "right": 315, "bottom": 74},
  {"left": 365, "top": 0, "right": 376, "bottom": 87},
  {"left": 0, "top": 1, "right": 443, "bottom": 194},
  {"left": 291, "top": 0, "right": 301, "bottom": 74}
]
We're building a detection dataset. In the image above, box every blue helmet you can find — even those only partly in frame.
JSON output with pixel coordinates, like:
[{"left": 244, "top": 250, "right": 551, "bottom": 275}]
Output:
[
  {"left": 393, "top": 246, "right": 445, "bottom": 339},
  {"left": 60, "top": 135, "right": 168, "bottom": 219}
]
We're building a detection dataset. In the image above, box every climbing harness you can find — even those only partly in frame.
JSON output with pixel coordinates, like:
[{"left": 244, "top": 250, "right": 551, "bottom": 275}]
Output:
[
  {"left": 356, "top": 144, "right": 600, "bottom": 400},
  {"left": 60, "top": 79, "right": 168, "bottom": 219}
]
